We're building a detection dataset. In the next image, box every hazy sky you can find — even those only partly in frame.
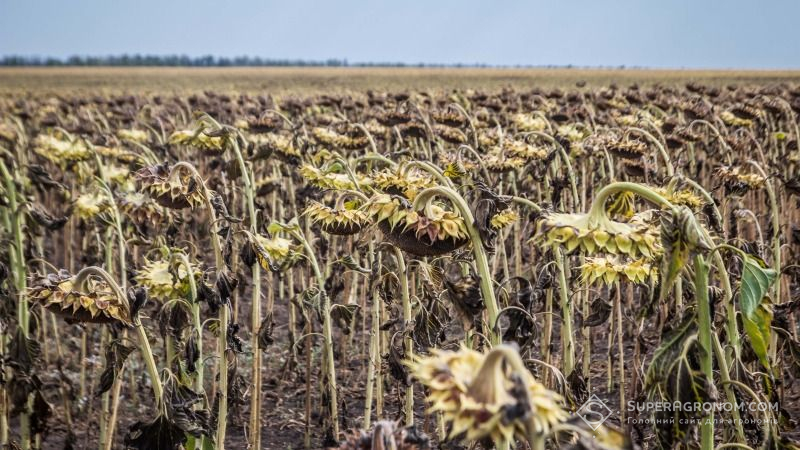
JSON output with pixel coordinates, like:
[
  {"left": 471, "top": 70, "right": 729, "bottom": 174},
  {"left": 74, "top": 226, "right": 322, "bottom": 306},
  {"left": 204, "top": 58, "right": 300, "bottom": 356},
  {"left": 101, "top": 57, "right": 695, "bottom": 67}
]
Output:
[{"left": 1, "top": 0, "right": 798, "bottom": 69}]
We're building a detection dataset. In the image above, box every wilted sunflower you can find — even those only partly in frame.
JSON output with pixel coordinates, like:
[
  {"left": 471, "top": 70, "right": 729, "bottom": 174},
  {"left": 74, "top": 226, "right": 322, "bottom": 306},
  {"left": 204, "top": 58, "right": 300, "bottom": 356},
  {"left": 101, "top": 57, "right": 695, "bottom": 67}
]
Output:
[
  {"left": 532, "top": 210, "right": 661, "bottom": 258},
  {"left": 431, "top": 108, "right": 468, "bottom": 128},
  {"left": 118, "top": 191, "right": 167, "bottom": 225},
  {"left": 504, "top": 140, "right": 548, "bottom": 161},
  {"left": 117, "top": 129, "right": 149, "bottom": 143},
  {"left": 607, "top": 138, "right": 648, "bottom": 161},
  {"left": 719, "top": 111, "right": 753, "bottom": 127},
  {"left": 311, "top": 126, "right": 369, "bottom": 150},
  {"left": 33, "top": 133, "right": 92, "bottom": 165},
  {"left": 372, "top": 168, "right": 436, "bottom": 200},
  {"left": 653, "top": 187, "right": 705, "bottom": 210},
  {"left": 94, "top": 145, "right": 138, "bottom": 164},
  {"left": 135, "top": 258, "right": 201, "bottom": 301},
  {"left": 246, "top": 233, "right": 301, "bottom": 272},
  {"left": 407, "top": 345, "right": 567, "bottom": 448},
  {"left": 715, "top": 165, "right": 766, "bottom": 190},
  {"left": 169, "top": 128, "right": 226, "bottom": 153},
  {"left": 556, "top": 123, "right": 591, "bottom": 143},
  {"left": 299, "top": 164, "right": 371, "bottom": 191},
  {"left": 435, "top": 125, "right": 468, "bottom": 145},
  {"left": 580, "top": 256, "right": 657, "bottom": 285},
  {"left": 73, "top": 190, "right": 112, "bottom": 220},
  {"left": 365, "top": 194, "right": 469, "bottom": 256},
  {"left": 250, "top": 133, "right": 301, "bottom": 164},
  {"left": 29, "top": 269, "right": 131, "bottom": 325},
  {"left": 490, "top": 208, "right": 519, "bottom": 229},
  {"left": 135, "top": 163, "right": 206, "bottom": 210},
  {"left": 484, "top": 148, "right": 527, "bottom": 173},
  {"left": 512, "top": 113, "right": 548, "bottom": 132},
  {"left": 304, "top": 200, "right": 370, "bottom": 235}
]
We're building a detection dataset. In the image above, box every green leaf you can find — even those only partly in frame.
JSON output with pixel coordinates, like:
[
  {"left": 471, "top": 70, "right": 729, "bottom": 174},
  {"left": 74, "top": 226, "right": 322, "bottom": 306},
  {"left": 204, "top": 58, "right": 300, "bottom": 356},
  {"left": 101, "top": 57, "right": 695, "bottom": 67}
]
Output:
[
  {"left": 742, "top": 303, "right": 773, "bottom": 370},
  {"left": 739, "top": 253, "right": 777, "bottom": 370}
]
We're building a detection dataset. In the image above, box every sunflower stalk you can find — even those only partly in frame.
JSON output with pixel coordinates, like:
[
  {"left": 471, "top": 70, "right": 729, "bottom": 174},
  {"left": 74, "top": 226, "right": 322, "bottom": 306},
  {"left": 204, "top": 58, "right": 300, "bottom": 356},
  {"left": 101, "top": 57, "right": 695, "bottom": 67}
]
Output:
[{"left": 413, "top": 186, "right": 502, "bottom": 344}]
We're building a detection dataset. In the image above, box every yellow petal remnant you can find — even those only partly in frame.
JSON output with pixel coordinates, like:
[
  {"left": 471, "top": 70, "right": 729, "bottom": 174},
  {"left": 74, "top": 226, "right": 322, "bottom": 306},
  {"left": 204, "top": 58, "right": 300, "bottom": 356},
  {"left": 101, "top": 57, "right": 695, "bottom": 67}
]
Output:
[{"left": 407, "top": 345, "right": 568, "bottom": 448}]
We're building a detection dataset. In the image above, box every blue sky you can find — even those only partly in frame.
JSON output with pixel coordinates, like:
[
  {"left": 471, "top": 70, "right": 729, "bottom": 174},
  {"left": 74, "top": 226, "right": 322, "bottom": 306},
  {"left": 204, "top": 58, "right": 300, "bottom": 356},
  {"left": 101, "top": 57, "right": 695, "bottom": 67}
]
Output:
[{"left": 1, "top": 0, "right": 798, "bottom": 69}]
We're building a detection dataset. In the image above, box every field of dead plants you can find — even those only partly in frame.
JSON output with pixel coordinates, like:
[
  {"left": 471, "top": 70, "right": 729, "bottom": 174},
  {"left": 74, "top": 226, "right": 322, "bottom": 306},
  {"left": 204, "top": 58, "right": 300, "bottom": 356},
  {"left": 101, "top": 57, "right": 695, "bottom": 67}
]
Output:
[{"left": 2, "top": 69, "right": 800, "bottom": 450}]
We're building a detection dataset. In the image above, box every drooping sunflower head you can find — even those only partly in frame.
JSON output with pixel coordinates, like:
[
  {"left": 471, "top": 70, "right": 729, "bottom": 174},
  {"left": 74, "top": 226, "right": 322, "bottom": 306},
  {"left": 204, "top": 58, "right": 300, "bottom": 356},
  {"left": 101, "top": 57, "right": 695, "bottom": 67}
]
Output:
[
  {"left": 116, "top": 128, "right": 149, "bottom": 143},
  {"left": 512, "top": 113, "right": 548, "bottom": 132},
  {"left": 607, "top": 138, "right": 648, "bottom": 161},
  {"left": 311, "top": 126, "right": 369, "bottom": 150},
  {"left": 73, "top": 189, "right": 112, "bottom": 220},
  {"left": 484, "top": 148, "right": 527, "bottom": 173},
  {"left": 245, "top": 233, "right": 303, "bottom": 272},
  {"left": 298, "top": 164, "right": 371, "bottom": 191},
  {"left": 580, "top": 256, "right": 658, "bottom": 285},
  {"left": 118, "top": 191, "right": 168, "bottom": 225},
  {"left": 250, "top": 133, "right": 301, "bottom": 165},
  {"left": 304, "top": 200, "right": 370, "bottom": 235},
  {"left": 365, "top": 194, "right": 469, "bottom": 256},
  {"left": 719, "top": 111, "right": 753, "bottom": 127},
  {"left": 431, "top": 107, "right": 468, "bottom": 128},
  {"left": 435, "top": 125, "right": 468, "bottom": 145},
  {"left": 29, "top": 269, "right": 131, "bottom": 325},
  {"left": 653, "top": 187, "right": 705, "bottom": 211},
  {"left": 715, "top": 165, "right": 766, "bottom": 194},
  {"left": 407, "top": 345, "right": 568, "bottom": 448},
  {"left": 531, "top": 211, "right": 661, "bottom": 258},
  {"left": 169, "top": 128, "right": 227, "bottom": 153},
  {"left": 504, "top": 140, "right": 548, "bottom": 161},
  {"left": 135, "top": 163, "right": 206, "bottom": 210},
  {"left": 33, "top": 133, "right": 92, "bottom": 165},
  {"left": 372, "top": 168, "right": 436, "bottom": 200},
  {"left": 490, "top": 208, "right": 519, "bottom": 230},
  {"left": 134, "top": 258, "right": 202, "bottom": 301}
]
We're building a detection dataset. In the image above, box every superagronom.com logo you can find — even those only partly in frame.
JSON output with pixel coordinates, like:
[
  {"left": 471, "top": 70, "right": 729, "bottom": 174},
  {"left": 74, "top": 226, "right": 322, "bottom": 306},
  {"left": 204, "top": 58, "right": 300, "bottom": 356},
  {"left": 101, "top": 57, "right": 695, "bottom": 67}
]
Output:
[{"left": 575, "top": 394, "right": 614, "bottom": 430}]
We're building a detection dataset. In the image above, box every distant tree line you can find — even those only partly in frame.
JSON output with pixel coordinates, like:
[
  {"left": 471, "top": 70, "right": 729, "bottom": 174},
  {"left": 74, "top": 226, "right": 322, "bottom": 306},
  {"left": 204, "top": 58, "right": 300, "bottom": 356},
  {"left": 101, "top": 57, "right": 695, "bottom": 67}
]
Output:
[{"left": 0, "top": 54, "right": 498, "bottom": 68}]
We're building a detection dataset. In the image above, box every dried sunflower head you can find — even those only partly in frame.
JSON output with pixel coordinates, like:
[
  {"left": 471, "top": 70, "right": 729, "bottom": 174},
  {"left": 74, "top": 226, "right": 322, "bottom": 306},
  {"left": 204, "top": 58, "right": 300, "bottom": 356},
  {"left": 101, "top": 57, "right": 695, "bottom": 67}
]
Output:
[
  {"left": 304, "top": 200, "right": 370, "bottom": 235},
  {"left": 169, "top": 128, "right": 226, "bottom": 153},
  {"left": 311, "top": 126, "right": 369, "bottom": 150},
  {"left": 490, "top": 208, "right": 519, "bottom": 229},
  {"left": 435, "top": 125, "right": 468, "bottom": 145},
  {"left": 372, "top": 169, "right": 436, "bottom": 200},
  {"left": 532, "top": 210, "right": 661, "bottom": 259},
  {"left": 135, "top": 163, "right": 206, "bottom": 210},
  {"left": 408, "top": 345, "right": 567, "bottom": 448},
  {"left": 365, "top": 194, "right": 469, "bottom": 256},
  {"left": 556, "top": 124, "right": 591, "bottom": 143},
  {"left": 653, "top": 187, "right": 705, "bottom": 210},
  {"left": 247, "top": 233, "right": 301, "bottom": 272},
  {"left": 484, "top": 148, "right": 527, "bottom": 173},
  {"left": 580, "top": 256, "right": 658, "bottom": 285},
  {"left": 715, "top": 165, "right": 766, "bottom": 191},
  {"left": 512, "top": 113, "right": 548, "bottom": 132},
  {"left": 117, "top": 129, "right": 149, "bottom": 143},
  {"left": 94, "top": 145, "right": 138, "bottom": 164},
  {"left": 431, "top": 108, "right": 467, "bottom": 128},
  {"left": 607, "top": 139, "right": 647, "bottom": 161},
  {"left": 29, "top": 269, "right": 131, "bottom": 325},
  {"left": 135, "top": 258, "right": 201, "bottom": 301},
  {"left": 73, "top": 190, "right": 112, "bottom": 220},
  {"left": 719, "top": 111, "right": 753, "bottom": 127},
  {"left": 118, "top": 191, "right": 167, "bottom": 225},
  {"left": 250, "top": 133, "right": 301, "bottom": 164},
  {"left": 33, "top": 133, "right": 92, "bottom": 165},
  {"left": 504, "top": 140, "right": 548, "bottom": 161},
  {"left": 298, "top": 164, "right": 371, "bottom": 191}
]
